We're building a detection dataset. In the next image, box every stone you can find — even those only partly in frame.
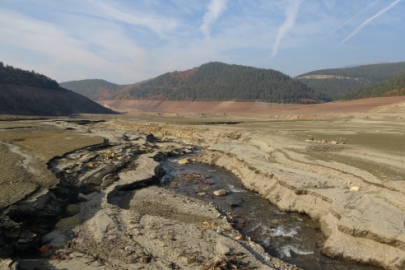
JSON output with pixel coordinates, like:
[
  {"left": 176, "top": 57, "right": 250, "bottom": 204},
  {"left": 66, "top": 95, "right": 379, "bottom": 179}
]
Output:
[
  {"left": 77, "top": 193, "right": 91, "bottom": 202},
  {"left": 213, "top": 189, "right": 228, "bottom": 196},
  {"left": 178, "top": 158, "right": 191, "bottom": 165},
  {"left": 90, "top": 212, "right": 116, "bottom": 241},
  {"left": 350, "top": 186, "right": 360, "bottom": 191},
  {"left": 54, "top": 217, "right": 80, "bottom": 228},
  {"left": 215, "top": 241, "right": 231, "bottom": 255},
  {"left": 43, "top": 230, "right": 69, "bottom": 248},
  {"left": 65, "top": 204, "right": 80, "bottom": 216}
]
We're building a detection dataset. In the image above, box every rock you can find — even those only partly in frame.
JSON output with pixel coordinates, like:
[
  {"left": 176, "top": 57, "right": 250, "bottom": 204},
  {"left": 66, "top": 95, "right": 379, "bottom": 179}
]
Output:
[
  {"left": 55, "top": 217, "right": 80, "bottom": 228},
  {"left": 215, "top": 241, "right": 231, "bottom": 255},
  {"left": 77, "top": 193, "right": 91, "bottom": 202},
  {"left": 305, "top": 136, "right": 314, "bottom": 142},
  {"left": 43, "top": 230, "right": 69, "bottom": 248},
  {"left": 230, "top": 197, "right": 244, "bottom": 207},
  {"left": 89, "top": 211, "right": 116, "bottom": 241},
  {"left": 330, "top": 141, "right": 338, "bottom": 144},
  {"left": 213, "top": 189, "right": 228, "bottom": 196},
  {"left": 146, "top": 134, "right": 157, "bottom": 142},
  {"left": 234, "top": 235, "right": 243, "bottom": 241},
  {"left": 350, "top": 186, "right": 360, "bottom": 191},
  {"left": 197, "top": 192, "right": 206, "bottom": 196},
  {"left": 65, "top": 204, "right": 80, "bottom": 216},
  {"left": 178, "top": 158, "right": 191, "bottom": 165}
]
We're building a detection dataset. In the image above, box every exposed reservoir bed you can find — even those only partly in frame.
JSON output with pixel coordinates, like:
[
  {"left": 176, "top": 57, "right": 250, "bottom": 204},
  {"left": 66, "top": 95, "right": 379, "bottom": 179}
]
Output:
[{"left": 160, "top": 156, "right": 382, "bottom": 270}]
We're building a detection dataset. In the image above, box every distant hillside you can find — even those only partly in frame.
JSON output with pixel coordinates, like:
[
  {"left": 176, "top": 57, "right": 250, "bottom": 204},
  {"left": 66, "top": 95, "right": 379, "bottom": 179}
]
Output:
[
  {"left": 343, "top": 72, "right": 405, "bottom": 100},
  {"left": 114, "top": 62, "right": 329, "bottom": 104},
  {"left": 0, "top": 62, "right": 116, "bottom": 116},
  {"left": 295, "top": 61, "right": 405, "bottom": 100},
  {"left": 60, "top": 79, "right": 127, "bottom": 101}
]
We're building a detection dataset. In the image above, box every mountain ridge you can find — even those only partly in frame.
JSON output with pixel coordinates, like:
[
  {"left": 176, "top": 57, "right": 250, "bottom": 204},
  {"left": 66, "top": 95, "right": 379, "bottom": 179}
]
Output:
[{"left": 63, "top": 62, "right": 329, "bottom": 104}]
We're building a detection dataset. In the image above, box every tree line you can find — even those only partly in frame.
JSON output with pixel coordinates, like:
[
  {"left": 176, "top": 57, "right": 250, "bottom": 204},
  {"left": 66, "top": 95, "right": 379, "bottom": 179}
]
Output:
[
  {"left": 0, "top": 62, "right": 59, "bottom": 89},
  {"left": 343, "top": 72, "right": 405, "bottom": 99}
]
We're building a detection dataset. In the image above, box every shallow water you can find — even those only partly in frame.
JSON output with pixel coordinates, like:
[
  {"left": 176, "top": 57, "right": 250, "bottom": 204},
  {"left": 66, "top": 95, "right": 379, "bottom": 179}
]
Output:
[{"left": 161, "top": 156, "right": 382, "bottom": 270}]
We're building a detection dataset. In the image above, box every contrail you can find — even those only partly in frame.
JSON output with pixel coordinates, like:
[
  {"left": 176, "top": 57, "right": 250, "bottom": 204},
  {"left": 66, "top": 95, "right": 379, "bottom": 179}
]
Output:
[
  {"left": 327, "top": 0, "right": 380, "bottom": 37},
  {"left": 341, "top": 0, "right": 402, "bottom": 44},
  {"left": 271, "top": 0, "right": 302, "bottom": 58},
  {"left": 201, "top": 0, "right": 229, "bottom": 38}
]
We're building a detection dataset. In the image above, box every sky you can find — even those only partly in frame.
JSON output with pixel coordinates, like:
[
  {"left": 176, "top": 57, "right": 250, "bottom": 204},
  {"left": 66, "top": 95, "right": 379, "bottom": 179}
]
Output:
[{"left": 0, "top": 0, "right": 404, "bottom": 84}]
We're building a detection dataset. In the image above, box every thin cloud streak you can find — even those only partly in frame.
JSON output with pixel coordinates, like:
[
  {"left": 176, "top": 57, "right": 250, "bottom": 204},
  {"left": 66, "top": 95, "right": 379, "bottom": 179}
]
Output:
[
  {"left": 86, "top": 0, "right": 178, "bottom": 35},
  {"left": 200, "top": 0, "right": 229, "bottom": 38},
  {"left": 271, "top": 0, "right": 302, "bottom": 58},
  {"left": 327, "top": 0, "right": 380, "bottom": 36},
  {"left": 341, "top": 0, "right": 402, "bottom": 44}
]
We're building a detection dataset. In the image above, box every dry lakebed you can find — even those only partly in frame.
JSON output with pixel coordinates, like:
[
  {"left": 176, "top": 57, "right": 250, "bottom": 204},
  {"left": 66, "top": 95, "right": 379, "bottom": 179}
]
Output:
[{"left": 0, "top": 105, "right": 405, "bottom": 270}]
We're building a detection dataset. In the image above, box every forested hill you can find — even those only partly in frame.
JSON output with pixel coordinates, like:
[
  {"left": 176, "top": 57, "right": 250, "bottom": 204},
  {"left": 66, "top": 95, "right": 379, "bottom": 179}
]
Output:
[
  {"left": 60, "top": 79, "right": 127, "bottom": 101},
  {"left": 0, "top": 62, "right": 116, "bottom": 116},
  {"left": 343, "top": 72, "right": 405, "bottom": 100},
  {"left": 295, "top": 61, "right": 405, "bottom": 100},
  {"left": 0, "top": 61, "right": 59, "bottom": 89},
  {"left": 114, "top": 62, "right": 329, "bottom": 103}
]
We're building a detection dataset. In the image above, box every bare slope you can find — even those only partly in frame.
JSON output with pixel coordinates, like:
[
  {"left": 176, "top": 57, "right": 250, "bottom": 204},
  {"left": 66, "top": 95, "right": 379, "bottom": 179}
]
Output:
[{"left": 100, "top": 96, "right": 405, "bottom": 115}]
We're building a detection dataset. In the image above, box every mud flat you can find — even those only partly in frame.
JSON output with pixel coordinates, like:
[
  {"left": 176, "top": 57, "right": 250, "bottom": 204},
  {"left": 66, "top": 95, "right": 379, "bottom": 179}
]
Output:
[
  {"left": 1, "top": 97, "right": 405, "bottom": 270},
  {"left": 95, "top": 99, "right": 405, "bottom": 270},
  {"left": 0, "top": 118, "right": 290, "bottom": 270}
]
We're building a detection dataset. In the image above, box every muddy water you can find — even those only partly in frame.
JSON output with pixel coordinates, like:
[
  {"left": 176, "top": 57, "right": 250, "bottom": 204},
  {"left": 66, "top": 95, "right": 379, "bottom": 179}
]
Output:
[{"left": 161, "top": 157, "right": 381, "bottom": 270}]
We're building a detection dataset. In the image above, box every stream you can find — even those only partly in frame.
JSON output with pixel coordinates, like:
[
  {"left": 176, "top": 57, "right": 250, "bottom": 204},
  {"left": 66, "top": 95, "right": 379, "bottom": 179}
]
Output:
[{"left": 161, "top": 156, "right": 382, "bottom": 270}]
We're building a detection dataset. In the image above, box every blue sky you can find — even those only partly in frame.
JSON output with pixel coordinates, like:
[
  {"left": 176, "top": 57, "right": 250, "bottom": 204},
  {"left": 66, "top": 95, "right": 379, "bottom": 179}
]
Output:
[{"left": 1, "top": 0, "right": 404, "bottom": 84}]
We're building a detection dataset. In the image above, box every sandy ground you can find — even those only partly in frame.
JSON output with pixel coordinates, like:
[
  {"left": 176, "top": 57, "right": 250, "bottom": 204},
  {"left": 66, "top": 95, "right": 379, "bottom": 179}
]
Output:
[{"left": 1, "top": 97, "right": 405, "bottom": 269}]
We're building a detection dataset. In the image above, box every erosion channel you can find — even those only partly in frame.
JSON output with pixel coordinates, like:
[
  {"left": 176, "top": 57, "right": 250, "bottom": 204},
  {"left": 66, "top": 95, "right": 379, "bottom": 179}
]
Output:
[{"left": 160, "top": 155, "right": 382, "bottom": 270}]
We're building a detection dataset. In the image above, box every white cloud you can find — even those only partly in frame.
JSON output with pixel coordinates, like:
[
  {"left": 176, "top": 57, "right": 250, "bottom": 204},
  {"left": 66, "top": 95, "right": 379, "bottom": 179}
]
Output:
[
  {"left": 341, "top": 0, "right": 402, "bottom": 43},
  {"left": 200, "top": 0, "right": 229, "bottom": 38},
  {"left": 0, "top": 7, "right": 153, "bottom": 83},
  {"left": 271, "top": 0, "right": 303, "bottom": 57}
]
